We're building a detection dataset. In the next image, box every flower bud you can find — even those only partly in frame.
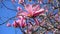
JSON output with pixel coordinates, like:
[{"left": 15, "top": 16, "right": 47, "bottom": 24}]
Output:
[
  {"left": 6, "top": 23, "right": 11, "bottom": 27},
  {"left": 13, "top": 21, "right": 18, "bottom": 28}
]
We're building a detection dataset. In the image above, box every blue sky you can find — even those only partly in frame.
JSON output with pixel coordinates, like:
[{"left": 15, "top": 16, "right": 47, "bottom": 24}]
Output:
[
  {"left": 0, "top": 0, "right": 23, "bottom": 34},
  {"left": 0, "top": 0, "right": 58, "bottom": 34}
]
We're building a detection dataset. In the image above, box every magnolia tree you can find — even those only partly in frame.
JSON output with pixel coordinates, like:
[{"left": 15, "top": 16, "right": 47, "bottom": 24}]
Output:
[{"left": 0, "top": 0, "right": 60, "bottom": 34}]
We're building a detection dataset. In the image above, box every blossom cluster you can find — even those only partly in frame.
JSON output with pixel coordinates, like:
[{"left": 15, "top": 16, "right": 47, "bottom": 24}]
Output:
[{"left": 6, "top": 0, "right": 60, "bottom": 34}]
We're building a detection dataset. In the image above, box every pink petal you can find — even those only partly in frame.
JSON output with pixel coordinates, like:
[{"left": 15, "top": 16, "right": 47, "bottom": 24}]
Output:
[
  {"left": 33, "top": 8, "right": 44, "bottom": 17},
  {"left": 35, "top": 8, "right": 44, "bottom": 13},
  {"left": 13, "top": 21, "right": 18, "bottom": 28},
  {"left": 45, "top": 10, "right": 48, "bottom": 12},
  {"left": 17, "top": 16, "right": 26, "bottom": 28},
  {"left": 17, "top": 12, "right": 28, "bottom": 18},
  {"left": 20, "top": 17, "right": 26, "bottom": 28},
  {"left": 16, "top": 20, "right": 21, "bottom": 25},
  {"left": 7, "top": 23, "right": 11, "bottom": 27},
  {"left": 33, "top": 5, "right": 40, "bottom": 12},
  {"left": 16, "top": 17, "right": 23, "bottom": 26},
  {"left": 18, "top": 0, "right": 24, "bottom": 4},
  {"left": 25, "top": 4, "right": 33, "bottom": 15},
  {"left": 17, "top": 6, "right": 22, "bottom": 11},
  {"left": 21, "top": 22, "right": 26, "bottom": 28}
]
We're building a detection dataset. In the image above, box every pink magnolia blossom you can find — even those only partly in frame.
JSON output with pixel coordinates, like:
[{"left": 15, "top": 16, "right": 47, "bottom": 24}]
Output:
[
  {"left": 13, "top": 16, "right": 26, "bottom": 28},
  {"left": 25, "top": 4, "right": 45, "bottom": 17},
  {"left": 13, "top": 21, "right": 19, "bottom": 28},
  {"left": 18, "top": 16, "right": 26, "bottom": 28},
  {"left": 6, "top": 22, "right": 11, "bottom": 27},
  {"left": 17, "top": 4, "right": 45, "bottom": 26},
  {"left": 17, "top": 4, "right": 45, "bottom": 18}
]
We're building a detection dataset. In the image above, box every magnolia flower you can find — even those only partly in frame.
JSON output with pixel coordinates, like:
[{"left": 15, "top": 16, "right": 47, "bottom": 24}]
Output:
[
  {"left": 17, "top": 4, "right": 45, "bottom": 26},
  {"left": 14, "top": 16, "right": 26, "bottom": 28},
  {"left": 13, "top": 21, "right": 19, "bottom": 28},
  {"left": 17, "top": 4, "right": 45, "bottom": 18},
  {"left": 6, "top": 22, "right": 11, "bottom": 27},
  {"left": 19, "top": 16, "right": 26, "bottom": 28}
]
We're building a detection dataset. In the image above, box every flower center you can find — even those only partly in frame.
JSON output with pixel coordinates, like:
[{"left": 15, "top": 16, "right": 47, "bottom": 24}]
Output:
[{"left": 27, "top": 14, "right": 32, "bottom": 17}]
